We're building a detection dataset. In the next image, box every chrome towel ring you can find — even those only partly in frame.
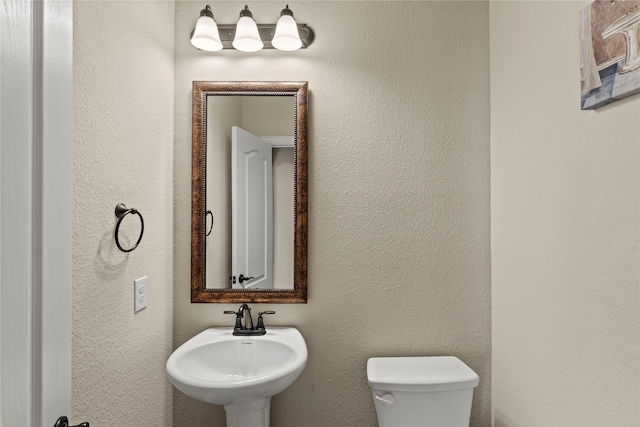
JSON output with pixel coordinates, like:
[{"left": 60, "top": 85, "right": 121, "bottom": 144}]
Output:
[{"left": 114, "top": 203, "right": 144, "bottom": 253}]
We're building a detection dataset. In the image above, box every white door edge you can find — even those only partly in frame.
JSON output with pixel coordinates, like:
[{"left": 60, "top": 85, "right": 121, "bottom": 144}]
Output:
[{"left": 1, "top": 1, "right": 73, "bottom": 425}]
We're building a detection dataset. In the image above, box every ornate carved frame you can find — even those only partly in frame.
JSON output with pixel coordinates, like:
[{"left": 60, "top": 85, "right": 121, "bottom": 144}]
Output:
[{"left": 191, "top": 81, "right": 308, "bottom": 303}]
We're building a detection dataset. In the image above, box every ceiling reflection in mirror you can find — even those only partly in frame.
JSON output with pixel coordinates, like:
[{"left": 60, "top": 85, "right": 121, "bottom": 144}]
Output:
[{"left": 191, "top": 82, "right": 308, "bottom": 303}]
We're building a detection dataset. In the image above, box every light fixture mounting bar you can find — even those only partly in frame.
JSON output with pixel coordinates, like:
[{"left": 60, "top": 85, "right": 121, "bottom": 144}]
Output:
[{"left": 216, "top": 23, "right": 314, "bottom": 49}]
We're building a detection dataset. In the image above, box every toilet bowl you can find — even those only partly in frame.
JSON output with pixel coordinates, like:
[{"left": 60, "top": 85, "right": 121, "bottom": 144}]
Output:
[{"left": 367, "top": 356, "right": 479, "bottom": 427}]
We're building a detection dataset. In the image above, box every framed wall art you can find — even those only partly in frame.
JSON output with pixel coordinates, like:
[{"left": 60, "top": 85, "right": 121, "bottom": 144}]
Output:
[{"left": 580, "top": 0, "right": 640, "bottom": 109}]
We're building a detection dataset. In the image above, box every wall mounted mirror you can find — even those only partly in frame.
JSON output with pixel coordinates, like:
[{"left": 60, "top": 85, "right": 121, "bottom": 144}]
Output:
[{"left": 191, "top": 81, "right": 308, "bottom": 303}]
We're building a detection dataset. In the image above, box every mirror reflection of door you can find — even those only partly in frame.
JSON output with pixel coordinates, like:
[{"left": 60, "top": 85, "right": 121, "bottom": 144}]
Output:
[
  {"left": 205, "top": 95, "right": 295, "bottom": 290},
  {"left": 231, "top": 126, "right": 274, "bottom": 289}
]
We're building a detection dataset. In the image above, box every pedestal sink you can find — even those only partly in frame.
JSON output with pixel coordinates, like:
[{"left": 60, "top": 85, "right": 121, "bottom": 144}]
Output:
[{"left": 166, "top": 327, "right": 307, "bottom": 427}]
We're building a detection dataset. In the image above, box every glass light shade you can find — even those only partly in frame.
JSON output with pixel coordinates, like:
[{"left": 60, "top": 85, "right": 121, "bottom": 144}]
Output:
[
  {"left": 191, "top": 15, "right": 223, "bottom": 51},
  {"left": 272, "top": 14, "right": 302, "bottom": 51},
  {"left": 233, "top": 15, "right": 264, "bottom": 52}
]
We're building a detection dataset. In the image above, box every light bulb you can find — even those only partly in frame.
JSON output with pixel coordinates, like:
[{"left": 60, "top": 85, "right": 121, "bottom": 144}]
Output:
[
  {"left": 232, "top": 5, "right": 264, "bottom": 52},
  {"left": 272, "top": 5, "right": 302, "bottom": 51},
  {"left": 190, "top": 5, "right": 223, "bottom": 52}
]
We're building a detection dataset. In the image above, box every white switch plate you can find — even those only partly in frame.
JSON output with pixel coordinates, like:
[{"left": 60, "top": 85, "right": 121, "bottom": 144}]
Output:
[{"left": 134, "top": 276, "right": 148, "bottom": 313}]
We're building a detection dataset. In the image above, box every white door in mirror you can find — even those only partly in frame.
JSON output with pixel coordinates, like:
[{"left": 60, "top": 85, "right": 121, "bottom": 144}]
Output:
[{"left": 231, "top": 126, "right": 274, "bottom": 290}]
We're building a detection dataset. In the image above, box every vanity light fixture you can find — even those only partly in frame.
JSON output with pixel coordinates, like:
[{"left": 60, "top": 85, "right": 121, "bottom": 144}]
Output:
[
  {"left": 190, "top": 5, "right": 223, "bottom": 52},
  {"left": 271, "top": 5, "right": 303, "bottom": 51},
  {"left": 232, "top": 5, "right": 264, "bottom": 52},
  {"left": 190, "top": 4, "right": 315, "bottom": 52}
]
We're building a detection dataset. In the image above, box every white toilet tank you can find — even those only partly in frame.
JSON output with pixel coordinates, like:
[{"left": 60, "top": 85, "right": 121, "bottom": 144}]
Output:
[{"left": 367, "top": 356, "right": 479, "bottom": 427}]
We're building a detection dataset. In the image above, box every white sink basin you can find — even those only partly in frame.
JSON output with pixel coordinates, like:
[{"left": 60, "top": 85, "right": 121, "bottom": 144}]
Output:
[{"left": 166, "top": 327, "right": 307, "bottom": 427}]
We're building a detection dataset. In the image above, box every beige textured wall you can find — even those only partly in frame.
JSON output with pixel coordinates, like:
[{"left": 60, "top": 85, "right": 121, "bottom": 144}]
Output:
[
  {"left": 491, "top": 1, "right": 640, "bottom": 426},
  {"left": 72, "top": 1, "right": 175, "bottom": 426},
  {"left": 174, "top": 1, "right": 491, "bottom": 426}
]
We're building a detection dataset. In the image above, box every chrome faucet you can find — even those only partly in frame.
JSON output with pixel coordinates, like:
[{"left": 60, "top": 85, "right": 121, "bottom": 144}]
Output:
[{"left": 224, "top": 304, "right": 275, "bottom": 336}]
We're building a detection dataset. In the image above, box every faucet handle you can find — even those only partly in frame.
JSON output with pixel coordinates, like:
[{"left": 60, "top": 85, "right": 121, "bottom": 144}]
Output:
[
  {"left": 256, "top": 311, "right": 276, "bottom": 330},
  {"left": 224, "top": 310, "right": 243, "bottom": 329}
]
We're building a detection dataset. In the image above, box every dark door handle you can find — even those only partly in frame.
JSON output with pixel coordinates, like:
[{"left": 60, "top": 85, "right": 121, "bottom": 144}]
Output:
[
  {"left": 238, "top": 274, "right": 254, "bottom": 284},
  {"left": 54, "top": 416, "right": 89, "bottom": 427}
]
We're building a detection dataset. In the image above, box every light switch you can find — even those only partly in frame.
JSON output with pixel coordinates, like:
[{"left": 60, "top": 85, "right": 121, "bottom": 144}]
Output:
[{"left": 134, "top": 276, "right": 148, "bottom": 313}]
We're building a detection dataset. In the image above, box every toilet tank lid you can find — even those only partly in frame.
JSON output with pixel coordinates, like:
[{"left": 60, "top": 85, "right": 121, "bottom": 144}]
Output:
[{"left": 367, "top": 356, "right": 479, "bottom": 392}]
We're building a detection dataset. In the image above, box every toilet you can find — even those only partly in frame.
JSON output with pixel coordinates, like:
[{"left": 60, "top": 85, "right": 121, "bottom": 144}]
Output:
[{"left": 367, "top": 356, "right": 479, "bottom": 427}]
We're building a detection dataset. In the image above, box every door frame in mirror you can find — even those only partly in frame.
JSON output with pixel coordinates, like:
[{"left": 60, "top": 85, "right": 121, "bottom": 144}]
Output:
[{"left": 191, "top": 81, "right": 308, "bottom": 303}]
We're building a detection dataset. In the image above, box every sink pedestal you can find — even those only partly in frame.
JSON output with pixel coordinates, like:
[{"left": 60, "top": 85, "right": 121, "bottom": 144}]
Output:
[{"left": 224, "top": 398, "right": 271, "bottom": 427}]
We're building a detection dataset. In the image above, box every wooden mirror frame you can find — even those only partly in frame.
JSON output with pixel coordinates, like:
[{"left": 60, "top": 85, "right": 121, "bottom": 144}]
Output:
[{"left": 191, "top": 81, "right": 308, "bottom": 303}]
